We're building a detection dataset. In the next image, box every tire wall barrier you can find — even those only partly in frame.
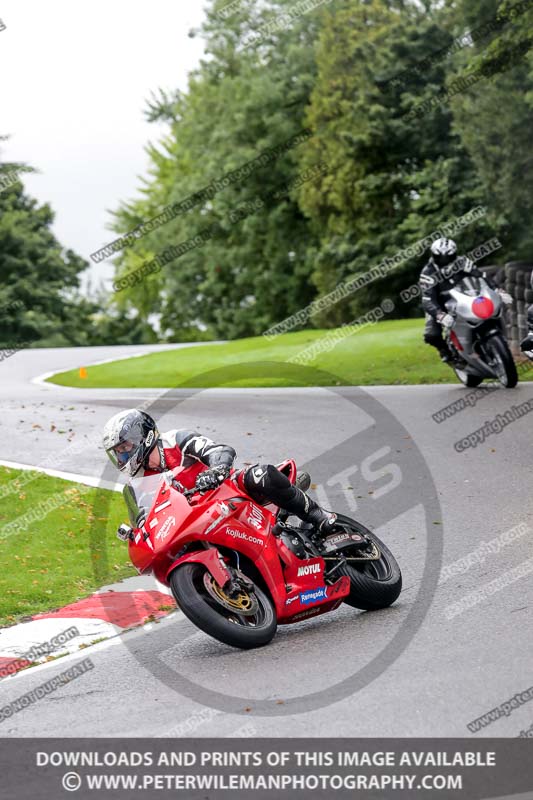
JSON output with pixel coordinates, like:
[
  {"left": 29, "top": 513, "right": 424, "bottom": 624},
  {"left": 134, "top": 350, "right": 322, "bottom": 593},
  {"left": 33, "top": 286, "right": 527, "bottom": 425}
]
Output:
[
  {"left": 501, "top": 261, "right": 533, "bottom": 355},
  {"left": 475, "top": 262, "right": 532, "bottom": 355}
]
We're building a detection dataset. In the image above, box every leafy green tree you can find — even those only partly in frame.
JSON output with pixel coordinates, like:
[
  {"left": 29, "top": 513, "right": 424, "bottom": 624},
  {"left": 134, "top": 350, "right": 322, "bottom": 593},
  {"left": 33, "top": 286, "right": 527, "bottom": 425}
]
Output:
[
  {"left": 109, "top": 0, "right": 329, "bottom": 338},
  {"left": 0, "top": 149, "right": 93, "bottom": 348},
  {"left": 83, "top": 300, "right": 158, "bottom": 346},
  {"left": 450, "top": 0, "right": 533, "bottom": 256},
  {"left": 105, "top": 0, "right": 530, "bottom": 340},
  {"left": 296, "top": 0, "right": 491, "bottom": 324}
]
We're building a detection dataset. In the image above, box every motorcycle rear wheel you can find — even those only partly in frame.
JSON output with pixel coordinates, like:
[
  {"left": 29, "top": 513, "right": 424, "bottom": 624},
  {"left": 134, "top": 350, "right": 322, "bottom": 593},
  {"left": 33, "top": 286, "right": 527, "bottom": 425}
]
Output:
[
  {"left": 170, "top": 563, "right": 277, "bottom": 649},
  {"left": 332, "top": 514, "right": 402, "bottom": 611}
]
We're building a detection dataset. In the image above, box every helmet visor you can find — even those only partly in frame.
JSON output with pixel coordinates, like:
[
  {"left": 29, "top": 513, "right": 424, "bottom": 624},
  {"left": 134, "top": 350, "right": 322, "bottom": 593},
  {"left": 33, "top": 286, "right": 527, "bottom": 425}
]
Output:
[
  {"left": 106, "top": 440, "right": 139, "bottom": 470},
  {"left": 105, "top": 423, "right": 146, "bottom": 475},
  {"left": 434, "top": 252, "right": 456, "bottom": 269}
]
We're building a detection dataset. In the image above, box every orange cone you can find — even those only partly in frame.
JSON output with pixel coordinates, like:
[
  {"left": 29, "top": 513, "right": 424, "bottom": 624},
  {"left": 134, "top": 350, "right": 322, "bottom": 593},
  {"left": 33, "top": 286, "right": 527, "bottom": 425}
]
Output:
[{"left": 79, "top": 367, "right": 88, "bottom": 379}]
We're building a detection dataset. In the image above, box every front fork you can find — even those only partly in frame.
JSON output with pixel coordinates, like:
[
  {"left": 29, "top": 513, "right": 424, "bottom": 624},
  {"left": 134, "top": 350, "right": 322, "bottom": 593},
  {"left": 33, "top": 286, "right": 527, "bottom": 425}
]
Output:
[
  {"left": 167, "top": 546, "right": 262, "bottom": 604},
  {"left": 166, "top": 546, "right": 232, "bottom": 588},
  {"left": 446, "top": 326, "right": 500, "bottom": 376}
]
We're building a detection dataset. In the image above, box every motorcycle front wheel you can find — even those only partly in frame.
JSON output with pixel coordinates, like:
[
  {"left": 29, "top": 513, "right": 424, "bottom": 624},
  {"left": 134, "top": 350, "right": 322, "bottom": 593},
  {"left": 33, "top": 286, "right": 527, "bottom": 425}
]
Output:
[
  {"left": 170, "top": 563, "right": 277, "bottom": 649},
  {"left": 332, "top": 515, "right": 402, "bottom": 611},
  {"left": 452, "top": 364, "right": 484, "bottom": 388},
  {"left": 483, "top": 335, "right": 518, "bottom": 388},
  {"left": 447, "top": 342, "right": 484, "bottom": 387}
]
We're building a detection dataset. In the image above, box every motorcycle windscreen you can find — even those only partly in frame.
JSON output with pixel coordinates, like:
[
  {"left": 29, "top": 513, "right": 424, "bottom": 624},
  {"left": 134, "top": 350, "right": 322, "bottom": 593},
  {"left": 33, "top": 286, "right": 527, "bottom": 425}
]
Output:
[
  {"left": 456, "top": 275, "right": 486, "bottom": 296},
  {"left": 123, "top": 472, "right": 169, "bottom": 526}
]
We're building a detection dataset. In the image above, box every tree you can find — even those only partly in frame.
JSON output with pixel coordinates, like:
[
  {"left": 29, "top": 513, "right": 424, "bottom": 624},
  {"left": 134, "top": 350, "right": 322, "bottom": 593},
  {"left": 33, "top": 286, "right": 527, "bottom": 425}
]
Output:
[
  {"left": 0, "top": 148, "right": 93, "bottom": 348},
  {"left": 450, "top": 0, "right": 533, "bottom": 257},
  {"left": 295, "top": 0, "right": 491, "bottom": 324},
  {"left": 104, "top": 0, "right": 530, "bottom": 341},
  {"left": 108, "top": 0, "right": 329, "bottom": 338}
]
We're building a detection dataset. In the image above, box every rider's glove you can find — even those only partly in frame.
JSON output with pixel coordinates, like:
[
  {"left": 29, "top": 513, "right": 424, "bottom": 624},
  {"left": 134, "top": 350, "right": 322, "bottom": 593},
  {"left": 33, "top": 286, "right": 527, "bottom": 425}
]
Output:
[
  {"left": 498, "top": 289, "right": 513, "bottom": 305},
  {"left": 195, "top": 465, "right": 230, "bottom": 493},
  {"left": 437, "top": 311, "right": 454, "bottom": 329}
]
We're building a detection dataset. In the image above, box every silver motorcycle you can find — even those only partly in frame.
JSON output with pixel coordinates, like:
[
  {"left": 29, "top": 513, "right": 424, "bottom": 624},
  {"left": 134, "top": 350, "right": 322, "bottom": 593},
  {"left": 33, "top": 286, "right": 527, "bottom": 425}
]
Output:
[{"left": 444, "top": 275, "right": 518, "bottom": 388}]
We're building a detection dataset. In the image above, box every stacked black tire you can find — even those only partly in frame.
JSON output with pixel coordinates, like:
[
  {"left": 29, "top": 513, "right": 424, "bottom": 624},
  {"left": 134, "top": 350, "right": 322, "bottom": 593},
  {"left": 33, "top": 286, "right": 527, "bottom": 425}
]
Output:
[{"left": 504, "top": 262, "right": 533, "bottom": 354}]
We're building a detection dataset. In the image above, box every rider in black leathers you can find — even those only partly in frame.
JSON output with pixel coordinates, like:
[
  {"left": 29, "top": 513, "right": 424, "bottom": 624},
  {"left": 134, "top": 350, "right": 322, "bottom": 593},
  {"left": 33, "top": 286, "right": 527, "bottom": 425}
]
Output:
[{"left": 419, "top": 238, "right": 510, "bottom": 360}]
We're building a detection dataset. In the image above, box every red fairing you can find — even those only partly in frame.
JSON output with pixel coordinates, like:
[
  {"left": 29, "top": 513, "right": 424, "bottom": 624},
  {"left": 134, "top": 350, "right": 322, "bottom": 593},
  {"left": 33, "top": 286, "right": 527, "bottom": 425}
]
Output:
[
  {"left": 166, "top": 549, "right": 232, "bottom": 588},
  {"left": 450, "top": 330, "right": 463, "bottom": 351},
  {"left": 127, "top": 462, "right": 350, "bottom": 626},
  {"left": 275, "top": 458, "right": 297, "bottom": 484}
]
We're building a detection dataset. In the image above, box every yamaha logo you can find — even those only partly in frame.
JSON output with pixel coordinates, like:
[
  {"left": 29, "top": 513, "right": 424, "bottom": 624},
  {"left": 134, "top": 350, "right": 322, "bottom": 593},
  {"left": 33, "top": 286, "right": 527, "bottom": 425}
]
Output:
[{"left": 297, "top": 563, "right": 321, "bottom": 577}]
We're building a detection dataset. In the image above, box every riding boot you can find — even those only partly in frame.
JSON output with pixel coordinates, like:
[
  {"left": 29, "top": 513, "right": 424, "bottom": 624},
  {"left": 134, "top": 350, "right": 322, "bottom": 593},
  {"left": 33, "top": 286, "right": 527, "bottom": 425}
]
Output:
[
  {"left": 281, "top": 487, "right": 337, "bottom": 535},
  {"left": 439, "top": 345, "right": 452, "bottom": 363},
  {"left": 242, "top": 465, "right": 336, "bottom": 534}
]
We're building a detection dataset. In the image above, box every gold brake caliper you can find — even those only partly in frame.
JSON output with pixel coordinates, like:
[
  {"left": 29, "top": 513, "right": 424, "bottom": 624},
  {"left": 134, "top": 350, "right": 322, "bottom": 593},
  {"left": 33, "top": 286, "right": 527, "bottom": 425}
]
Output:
[
  {"left": 212, "top": 581, "right": 253, "bottom": 611},
  {"left": 203, "top": 572, "right": 257, "bottom": 614}
]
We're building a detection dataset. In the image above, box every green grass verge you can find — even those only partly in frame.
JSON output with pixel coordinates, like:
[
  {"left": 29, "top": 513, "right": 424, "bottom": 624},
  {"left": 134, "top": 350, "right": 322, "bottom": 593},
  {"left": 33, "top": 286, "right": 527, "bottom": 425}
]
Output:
[
  {"left": 48, "top": 319, "right": 454, "bottom": 388},
  {"left": 0, "top": 467, "right": 134, "bottom": 627}
]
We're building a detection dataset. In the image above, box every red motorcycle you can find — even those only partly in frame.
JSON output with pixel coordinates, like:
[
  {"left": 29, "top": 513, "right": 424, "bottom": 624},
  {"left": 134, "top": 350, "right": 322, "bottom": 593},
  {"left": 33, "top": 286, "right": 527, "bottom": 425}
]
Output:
[{"left": 119, "top": 461, "right": 402, "bottom": 649}]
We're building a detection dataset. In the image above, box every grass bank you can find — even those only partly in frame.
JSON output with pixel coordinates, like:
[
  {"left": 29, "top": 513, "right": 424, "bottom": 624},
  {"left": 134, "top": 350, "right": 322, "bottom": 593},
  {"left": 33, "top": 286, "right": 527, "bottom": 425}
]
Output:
[
  {"left": 48, "top": 319, "right": 454, "bottom": 388},
  {"left": 0, "top": 467, "right": 134, "bottom": 626}
]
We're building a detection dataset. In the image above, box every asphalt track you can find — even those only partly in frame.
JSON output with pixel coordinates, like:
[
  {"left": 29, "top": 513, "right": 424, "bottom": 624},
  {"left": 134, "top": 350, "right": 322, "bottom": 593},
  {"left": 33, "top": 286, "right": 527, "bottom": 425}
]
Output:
[{"left": 1, "top": 345, "right": 533, "bottom": 737}]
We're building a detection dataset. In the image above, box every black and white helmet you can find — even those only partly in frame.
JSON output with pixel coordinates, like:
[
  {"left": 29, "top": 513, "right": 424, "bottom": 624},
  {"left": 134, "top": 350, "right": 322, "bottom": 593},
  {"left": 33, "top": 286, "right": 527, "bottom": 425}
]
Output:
[
  {"left": 102, "top": 409, "right": 158, "bottom": 477},
  {"left": 430, "top": 238, "right": 457, "bottom": 274}
]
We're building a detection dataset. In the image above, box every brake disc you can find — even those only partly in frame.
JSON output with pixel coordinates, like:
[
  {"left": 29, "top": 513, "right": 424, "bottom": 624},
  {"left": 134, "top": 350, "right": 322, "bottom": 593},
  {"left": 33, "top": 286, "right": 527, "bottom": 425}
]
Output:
[{"left": 202, "top": 572, "right": 259, "bottom": 616}]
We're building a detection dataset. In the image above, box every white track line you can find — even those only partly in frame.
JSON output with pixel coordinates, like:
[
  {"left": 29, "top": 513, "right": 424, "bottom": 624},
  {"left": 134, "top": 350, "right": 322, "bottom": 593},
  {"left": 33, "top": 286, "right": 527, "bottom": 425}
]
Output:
[
  {"left": 0, "top": 459, "right": 123, "bottom": 492},
  {"left": 31, "top": 342, "right": 224, "bottom": 388},
  {"left": 31, "top": 350, "right": 160, "bottom": 388}
]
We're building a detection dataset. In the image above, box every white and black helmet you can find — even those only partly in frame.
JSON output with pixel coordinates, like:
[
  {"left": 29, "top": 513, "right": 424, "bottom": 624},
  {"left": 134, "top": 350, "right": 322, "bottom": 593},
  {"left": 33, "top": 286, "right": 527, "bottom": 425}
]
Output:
[
  {"left": 430, "top": 238, "right": 457, "bottom": 274},
  {"left": 102, "top": 409, "right": 158, "bottom": 477}
]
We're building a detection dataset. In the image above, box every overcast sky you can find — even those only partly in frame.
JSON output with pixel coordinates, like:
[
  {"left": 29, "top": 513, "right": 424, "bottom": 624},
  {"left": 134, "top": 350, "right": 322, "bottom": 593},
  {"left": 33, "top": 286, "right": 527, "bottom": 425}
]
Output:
[{"left": 0, "top": 0, "right": 207, "bottom": 291}]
